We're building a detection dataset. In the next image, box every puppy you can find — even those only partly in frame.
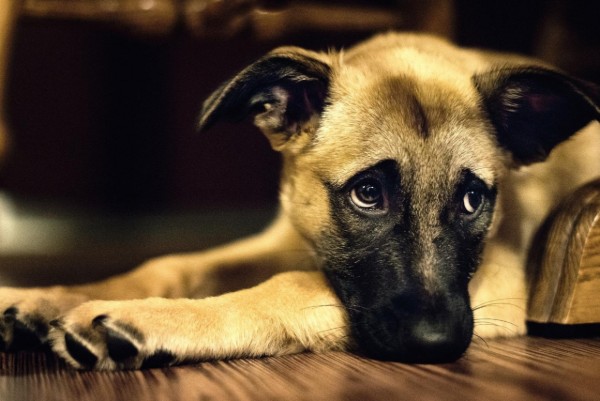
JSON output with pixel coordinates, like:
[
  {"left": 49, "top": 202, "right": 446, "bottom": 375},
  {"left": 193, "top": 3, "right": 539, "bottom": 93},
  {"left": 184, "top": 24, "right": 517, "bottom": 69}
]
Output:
[{"left": 0, "top": 33, "right": 599, "bottom": 370}]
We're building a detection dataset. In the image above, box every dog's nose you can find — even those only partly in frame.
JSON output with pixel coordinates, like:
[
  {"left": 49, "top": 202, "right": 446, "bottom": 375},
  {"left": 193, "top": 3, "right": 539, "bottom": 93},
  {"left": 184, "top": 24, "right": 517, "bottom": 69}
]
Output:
[
  {"left": 354, "top": 308, "right": 472, "bottom": 363},
  {"left": 402, "top": 317, "right": 469, "bottom": 363}
]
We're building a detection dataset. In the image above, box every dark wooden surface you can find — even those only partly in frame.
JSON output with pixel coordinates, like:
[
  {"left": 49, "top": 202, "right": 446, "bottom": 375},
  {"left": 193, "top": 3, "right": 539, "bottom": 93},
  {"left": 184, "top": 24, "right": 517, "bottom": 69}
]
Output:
[{"left": 1, "top": 336, "right": 600, "bottom": 401}]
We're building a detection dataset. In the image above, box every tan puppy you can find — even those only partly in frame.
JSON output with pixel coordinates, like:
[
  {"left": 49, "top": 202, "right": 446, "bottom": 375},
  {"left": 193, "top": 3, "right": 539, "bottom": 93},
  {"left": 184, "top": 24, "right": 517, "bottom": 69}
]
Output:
[{"left": 0, "top": 33, "right": 599, "bottom": 370}]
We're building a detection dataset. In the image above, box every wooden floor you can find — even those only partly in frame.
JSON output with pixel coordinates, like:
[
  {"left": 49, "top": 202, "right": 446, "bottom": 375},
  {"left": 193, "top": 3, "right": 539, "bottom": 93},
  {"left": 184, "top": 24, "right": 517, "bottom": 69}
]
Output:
[{"left": 1, "top": 336, "right": 600, "bottom": 401}]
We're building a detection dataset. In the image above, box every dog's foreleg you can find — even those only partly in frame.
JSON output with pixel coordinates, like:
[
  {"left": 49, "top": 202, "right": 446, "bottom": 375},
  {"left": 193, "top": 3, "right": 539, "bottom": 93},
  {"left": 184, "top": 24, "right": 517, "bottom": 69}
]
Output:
[
  {"left": 0, "top": 215, "right": 316, "bottom": 350},
  {"left": 48, "top": 271, "right": 348, "bottom": 370}
]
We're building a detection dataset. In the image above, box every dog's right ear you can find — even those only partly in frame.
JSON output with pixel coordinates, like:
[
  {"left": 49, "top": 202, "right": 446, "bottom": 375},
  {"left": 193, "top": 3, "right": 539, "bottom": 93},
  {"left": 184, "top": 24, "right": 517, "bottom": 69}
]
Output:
[{"left": 198, "top": 48, "right": 331, "bottom": 151}]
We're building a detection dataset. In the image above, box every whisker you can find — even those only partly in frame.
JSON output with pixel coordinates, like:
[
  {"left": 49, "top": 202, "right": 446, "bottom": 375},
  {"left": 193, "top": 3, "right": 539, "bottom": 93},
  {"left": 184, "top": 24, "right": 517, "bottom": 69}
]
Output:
[
  {"left": 474, "top": 317, "right": 517, "bottom": 327},
  {"left": 302, "top": 304, "right": 343, "bottom": 311},
  {"left": 473, "top": 322, "right": 505, "bottom": 327},
  {"left": 471, "top": 333, "right": 489, "bottom": 348},
  {"left": 472, "top": 298, "right": 525, "bottom": 311},
  {"left": 472, "top": 303, "right": 525, "bottom": 312},
  {"left": 338, "top": 334, "right": 356, "bottom": 345},
  {"left": 317, "top": 325, "right": 349, "bottom": 335},
  {"left": 473, "top": 297, "right": 524, "bottom": 305},
  {"left": 473, "top": 323, "right": 518, "bottom": 334}
]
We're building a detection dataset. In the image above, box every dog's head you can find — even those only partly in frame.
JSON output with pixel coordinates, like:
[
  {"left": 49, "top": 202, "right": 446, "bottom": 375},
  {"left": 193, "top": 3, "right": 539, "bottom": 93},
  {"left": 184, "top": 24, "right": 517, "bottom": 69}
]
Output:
[{"left": 198, "top": 34, "right": 600, "bottom": 363}]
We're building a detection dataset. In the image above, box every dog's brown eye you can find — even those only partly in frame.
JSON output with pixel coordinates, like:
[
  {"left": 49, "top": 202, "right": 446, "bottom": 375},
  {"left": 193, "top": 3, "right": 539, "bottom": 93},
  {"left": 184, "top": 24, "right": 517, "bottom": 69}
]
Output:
[
  {"left": 462, "top": 190, "right": 483, "bottom": 215},
  {"left": 350, "top": 180, "right": 384, "bottom": 209}
]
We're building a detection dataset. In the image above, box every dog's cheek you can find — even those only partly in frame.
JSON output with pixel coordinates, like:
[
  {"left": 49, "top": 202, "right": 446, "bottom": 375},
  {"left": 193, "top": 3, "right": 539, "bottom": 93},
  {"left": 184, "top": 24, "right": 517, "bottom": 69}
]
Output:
[
  {"left": 451, "top": 218, "right": 497, "bottom": 281},
  {"left": 280, "top": 171, "right": 333, "bottom": 244}
]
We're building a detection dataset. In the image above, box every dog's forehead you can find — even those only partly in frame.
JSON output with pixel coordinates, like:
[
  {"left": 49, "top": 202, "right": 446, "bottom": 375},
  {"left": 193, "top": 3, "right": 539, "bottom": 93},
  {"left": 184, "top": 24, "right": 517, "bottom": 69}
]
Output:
[{"left": 307, "top": 56, "right": 500, "bottom": 188}]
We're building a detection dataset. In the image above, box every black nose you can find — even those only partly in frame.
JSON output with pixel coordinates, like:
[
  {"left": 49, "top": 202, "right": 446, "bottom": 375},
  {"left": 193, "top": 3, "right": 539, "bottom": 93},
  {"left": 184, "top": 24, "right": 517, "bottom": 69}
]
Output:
[
  {"left": 402, "top": 317, "right": 471, "bottom": 363},
  {"left": 355, "top": 311, "right": 472, "bottom": 364}
]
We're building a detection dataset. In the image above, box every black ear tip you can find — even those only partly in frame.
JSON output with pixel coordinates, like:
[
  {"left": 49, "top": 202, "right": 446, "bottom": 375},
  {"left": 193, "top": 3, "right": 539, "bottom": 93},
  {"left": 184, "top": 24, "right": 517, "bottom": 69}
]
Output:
[
  {"left": 196, "top": 113, "right": 213, "bottom": 133},
  {"left": 196, "top": 79, "right": 237, "bottom": 133},
  {"left": 475, "top": 66, "right": 600, "bottom": 165},
  {"left": 194, "top": 49, "right": 331, "bottom": 138}
]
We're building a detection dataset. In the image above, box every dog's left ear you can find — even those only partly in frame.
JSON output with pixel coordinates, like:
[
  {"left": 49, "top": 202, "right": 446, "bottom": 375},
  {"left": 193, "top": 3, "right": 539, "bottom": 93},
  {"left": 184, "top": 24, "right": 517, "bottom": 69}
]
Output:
[
  {"left": 474, "top": 67, "right": 600, "bottom": 165},
  {"left": 198, "top": 47, "right": 330, "bottom": 151}
]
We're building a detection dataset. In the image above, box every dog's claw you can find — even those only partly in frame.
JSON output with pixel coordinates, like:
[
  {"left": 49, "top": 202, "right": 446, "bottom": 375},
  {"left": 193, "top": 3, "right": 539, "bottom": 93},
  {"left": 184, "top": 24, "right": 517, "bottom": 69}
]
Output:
[
  {"left": 64, "top": 332, "right": 99, "bottom": 369},
  {"left": 4, "top": 307, "right": 18, "bottom": 320},
  {"left": 102, "top": 324, "right": 140, "bottom": 362},
  {"left": 11, "top": 319, "right": 45, "bottom": 350},
  {"left": 90, "top": 315, "right": 141, "bottom": 362},
  {"left": 0, "top": 325, "right": 9, "bottom": 351},
  {"left": 51, "top": 311, "right": 162, "bottom": 370},
  {"left": 92, "top": 314, "right": 108, "bottom": 327},
  {"left": 49, "top": 319, "right": 63, "bottom": 329},
  {"left": 141, "top": 350, "right": 176, "bottom": 369},
  {"left": 0, "top": 289, "right": 88, "bottom": 354},
  {"left": 0, "top": 308, "right": 15, "bottom": 351},
  {"left": 0, "top": 306, "right": 48, "bottom": 351}
]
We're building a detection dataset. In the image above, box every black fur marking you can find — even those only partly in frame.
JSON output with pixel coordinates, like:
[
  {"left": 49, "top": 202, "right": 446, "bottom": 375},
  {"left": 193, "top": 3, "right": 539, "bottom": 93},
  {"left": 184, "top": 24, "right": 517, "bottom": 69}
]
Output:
[
  {"left": 445, "top": 170, "right": 498, "bottom": 279},
  {"left": 322, "top": 164, "right": 496, "bottom": 363},
  {"left": 30, "top": 314, "right": 49, "bottom": 338},
  {"left": 374, "top": 77, "right": 430, "bottom": 138},
  {"left": 106, "top": 332, "right": 139, "bottom": 362},
  {"left": 64, "top": 332, "right": 98, "bottom": 368},
  {"left": 49, "top": 319, "right": 64, "bottom": 329},
  {"left": 198, "top": 52, "right": 330, "bottom": 138},
  {"left": 474, "top": 67, "right": 600, "bottom": 164},
  {"left": 141, "top": 350, "right": 176, "bottom": 369},
  {"left": 92, "top": 315, "right": 109, "bottom": 327},
  {"left": 1, "top": 308, "right": 16, "bottom": 351},
  {"left": 2, "top": 308, "right": 51, "bottom": 351},
  {"left": 3, "top": 307, "right": 17, "bottom": 321},
  {"left": 11, "top": 319, "right": 44, "bottom": 350}
]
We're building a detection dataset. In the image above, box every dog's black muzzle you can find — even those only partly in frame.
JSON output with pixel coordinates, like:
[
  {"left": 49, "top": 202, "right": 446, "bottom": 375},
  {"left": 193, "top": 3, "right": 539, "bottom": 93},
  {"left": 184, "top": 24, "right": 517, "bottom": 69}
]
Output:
[{"left": 343, "top": 286, "right": 473, "bottom": 364}]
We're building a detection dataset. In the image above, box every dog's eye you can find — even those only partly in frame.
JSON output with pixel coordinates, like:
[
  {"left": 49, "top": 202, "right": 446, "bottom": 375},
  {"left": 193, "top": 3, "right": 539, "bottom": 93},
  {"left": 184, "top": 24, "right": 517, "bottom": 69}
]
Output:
[
  {"left": 350, "top": 179, "right": 385, "bottom": 209},
  {"left": 462, "top": 190, "right": 483, "bottom": 215}
]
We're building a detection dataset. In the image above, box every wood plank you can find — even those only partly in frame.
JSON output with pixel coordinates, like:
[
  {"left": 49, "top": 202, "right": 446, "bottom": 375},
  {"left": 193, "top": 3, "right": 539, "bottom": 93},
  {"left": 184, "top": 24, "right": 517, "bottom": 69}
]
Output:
[
  {"left": 1, "top": 337, "right": 600, "bottom": 401},
  {"left": 528, "top": 178, "right": 600, "bottom": 324},
  {"left": 569, "top": 216, "right": 600, "bottom": 322}
]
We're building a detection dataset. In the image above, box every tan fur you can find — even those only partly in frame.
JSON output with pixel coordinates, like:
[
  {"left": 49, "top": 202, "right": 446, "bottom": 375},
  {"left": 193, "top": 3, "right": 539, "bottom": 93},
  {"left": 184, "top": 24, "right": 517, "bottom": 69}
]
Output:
[
  {"left": 0, "top": 33, "right": 598, "bottom": 369},
  {"left": 48, "top": 271, "right": 347, "bottom": 370}
]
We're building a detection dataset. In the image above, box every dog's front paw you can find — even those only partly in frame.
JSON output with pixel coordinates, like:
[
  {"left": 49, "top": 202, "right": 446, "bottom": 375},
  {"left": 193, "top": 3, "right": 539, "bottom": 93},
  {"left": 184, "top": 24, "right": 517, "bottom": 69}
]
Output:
[
  {"left": 0, "top": 288, "right": 87, "bottom": 351},
  {"left": 48, "top": 275, "right": 345, "bottom": 370},
  {"left": 49, "top": 299, "right": 184, "bottom": 370}
]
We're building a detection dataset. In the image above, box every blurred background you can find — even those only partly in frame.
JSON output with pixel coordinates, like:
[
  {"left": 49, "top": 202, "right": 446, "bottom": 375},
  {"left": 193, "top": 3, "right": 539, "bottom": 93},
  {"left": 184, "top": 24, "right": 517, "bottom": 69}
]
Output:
[{"left": 0, "top": 0, "right": 598, "bottom": 286}]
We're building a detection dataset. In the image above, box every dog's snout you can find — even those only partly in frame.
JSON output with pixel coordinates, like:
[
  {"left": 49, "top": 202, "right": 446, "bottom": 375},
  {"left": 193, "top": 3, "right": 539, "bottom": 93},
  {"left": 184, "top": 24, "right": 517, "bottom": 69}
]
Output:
[
  {"left": 402, "top": 317, "right": 470, "bottom": 363},
  {"left": 353, "top": 295, "right": 473, "bottom": 364}
]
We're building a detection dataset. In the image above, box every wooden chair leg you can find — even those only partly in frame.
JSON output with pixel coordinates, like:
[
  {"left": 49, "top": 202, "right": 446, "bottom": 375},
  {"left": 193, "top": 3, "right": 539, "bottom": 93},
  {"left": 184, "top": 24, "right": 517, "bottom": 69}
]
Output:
[{"left": 527, "top": 178, "right": 600, "bottom": 326}]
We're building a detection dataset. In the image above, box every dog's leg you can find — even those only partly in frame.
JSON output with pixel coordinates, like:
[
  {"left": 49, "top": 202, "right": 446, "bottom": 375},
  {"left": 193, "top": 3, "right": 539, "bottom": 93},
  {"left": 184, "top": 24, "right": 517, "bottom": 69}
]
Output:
[
  {"left": 48, "top": 271, "right": 348, "bottom": 370},
  {"left": 0, "top": 215, "right": 318, "bottom": 351},
  {"left": 72, "top": 214, "right": 316, "bottom": 299}
]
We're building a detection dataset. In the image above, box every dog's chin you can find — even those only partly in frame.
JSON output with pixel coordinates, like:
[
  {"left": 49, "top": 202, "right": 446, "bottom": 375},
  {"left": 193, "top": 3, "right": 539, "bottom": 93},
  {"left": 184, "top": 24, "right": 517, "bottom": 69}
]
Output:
[{"left": 351, "top": 309, "right": 474, "bottom": 364}]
